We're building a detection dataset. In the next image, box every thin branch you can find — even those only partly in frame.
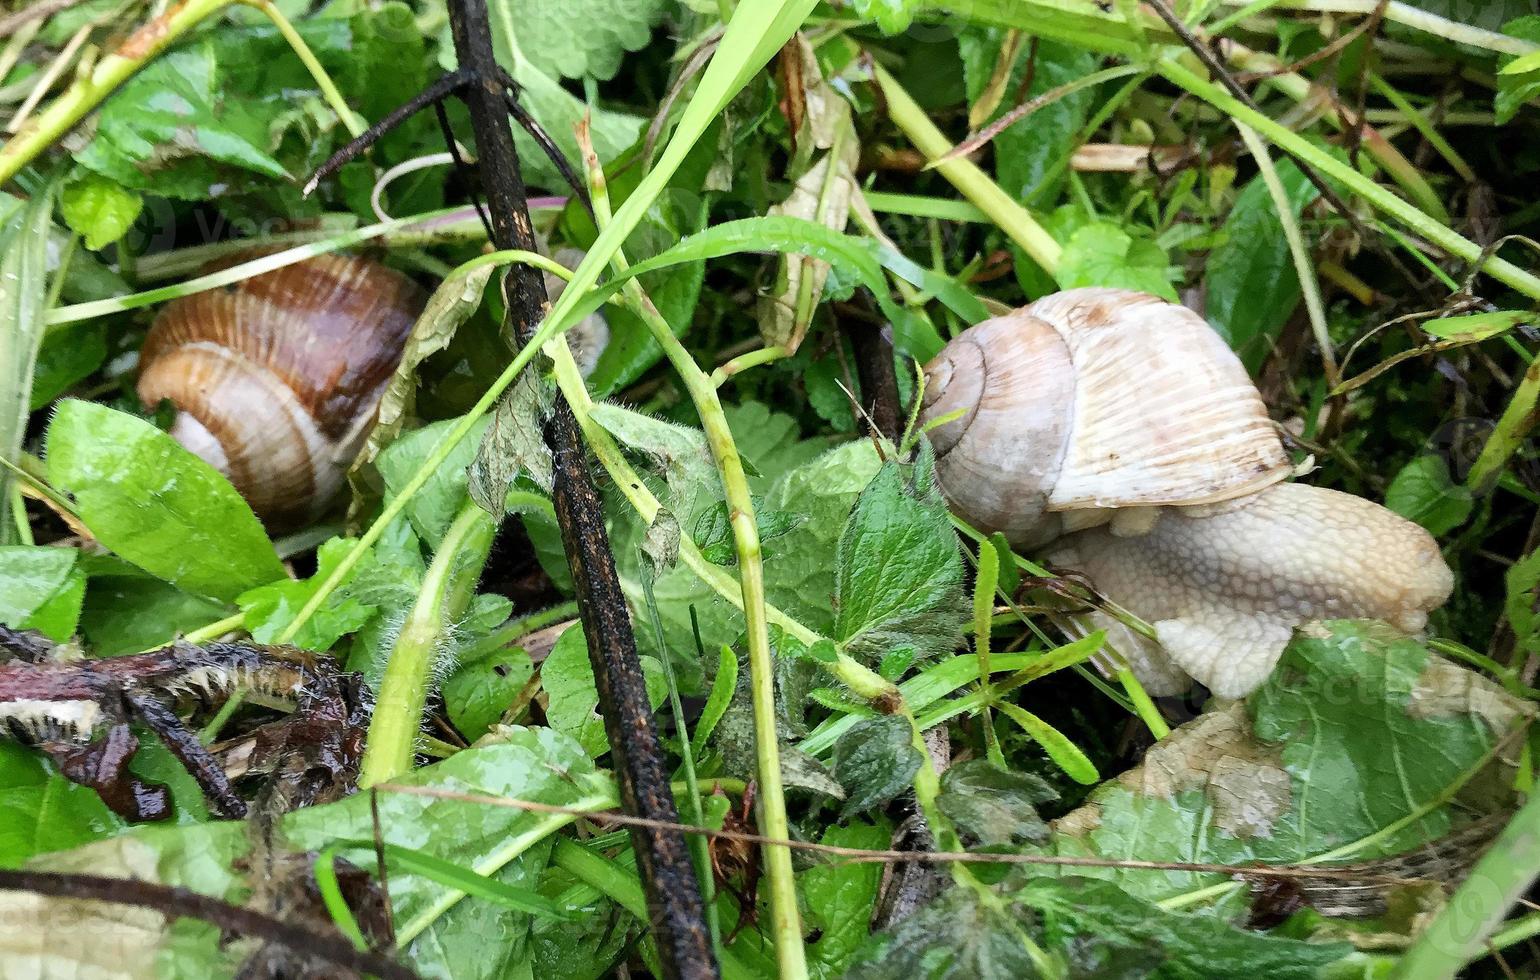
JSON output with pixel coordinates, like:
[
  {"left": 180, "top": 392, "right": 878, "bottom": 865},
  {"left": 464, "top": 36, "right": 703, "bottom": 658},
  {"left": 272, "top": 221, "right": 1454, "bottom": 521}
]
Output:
[
  {"left": 442, "top": 2, "right": 716, "bottom": 978},
  {"left": 377, "top": 783, "right": 1461, "bottom": 886},
  {"left": 0, "top": 868, "right": 417, "bottom": 980},
  {"left": 498, "top": 79, "right": 594, "bottom": 216},
  {"left": 302, "top": 68, "right": 471, "bottom": 196}
]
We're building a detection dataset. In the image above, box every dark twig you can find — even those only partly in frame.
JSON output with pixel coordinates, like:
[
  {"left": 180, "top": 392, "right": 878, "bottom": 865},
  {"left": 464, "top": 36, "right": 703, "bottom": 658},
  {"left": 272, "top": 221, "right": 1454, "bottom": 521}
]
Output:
[
  {"left": 0, "top": 868, "right": 418, "bottom": 980},
  {"left": 837, "top": 302, "right": 902, "bottom": 439},
  {"left": 500, "top": 84, "right": 595, "bottom": 217},
  {"left": 433, "top": 95, "right": 495, "bottom": 241},
  {"left": 444, "top": 1, "right": 716, "bottom": 977},
  {"left": 302, "top": 68, "right": 472, "bottom": 196},
  {"left": 125, "top": 690, "right": 248, "bottom": 820}
]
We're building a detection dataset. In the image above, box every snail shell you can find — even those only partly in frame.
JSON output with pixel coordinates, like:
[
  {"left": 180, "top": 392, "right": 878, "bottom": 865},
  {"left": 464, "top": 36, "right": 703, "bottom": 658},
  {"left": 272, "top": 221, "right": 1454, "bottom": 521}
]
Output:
[
  {"left": 920, "top": 287, "right": 1452, "bottom": 699},
  {"left": 137, "top": 255, "right": 423, "bottom": 528},
  {"left": 921, "top": 288, "right": 1291, "bottom": 547}
]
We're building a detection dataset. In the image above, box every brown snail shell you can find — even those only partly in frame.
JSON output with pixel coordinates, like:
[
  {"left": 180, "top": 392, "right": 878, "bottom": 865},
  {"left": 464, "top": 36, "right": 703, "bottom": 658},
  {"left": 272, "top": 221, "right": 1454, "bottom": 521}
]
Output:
[
  {"left": 922, "top": 288, "right": 1292, "bottom": 547},
  {"left": 920, "top": 287, "right": 1452, "bottom": 698},
  {"left": 137, "top": 255, "right": 423, "bottom": 528}
]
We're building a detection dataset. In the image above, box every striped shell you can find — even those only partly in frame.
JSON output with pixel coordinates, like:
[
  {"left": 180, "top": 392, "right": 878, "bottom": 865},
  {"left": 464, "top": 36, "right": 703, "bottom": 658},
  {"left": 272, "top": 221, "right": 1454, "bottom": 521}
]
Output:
[
  {"left": 137, "top": 255, "right": 423, "bottom": 527},
  {"left": 921, "top": 288, "right": 1290, "bottom": 546}
]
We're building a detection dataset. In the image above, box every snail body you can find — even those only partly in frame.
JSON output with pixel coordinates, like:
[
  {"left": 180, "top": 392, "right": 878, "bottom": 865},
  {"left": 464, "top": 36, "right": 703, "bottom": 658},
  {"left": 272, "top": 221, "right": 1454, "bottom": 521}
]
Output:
[
  {"left": 137, "top": 255, "right": 423, "bottom": 528},
  {"left": 921, "top": 288, "right": 1452, "bottom": 698}
]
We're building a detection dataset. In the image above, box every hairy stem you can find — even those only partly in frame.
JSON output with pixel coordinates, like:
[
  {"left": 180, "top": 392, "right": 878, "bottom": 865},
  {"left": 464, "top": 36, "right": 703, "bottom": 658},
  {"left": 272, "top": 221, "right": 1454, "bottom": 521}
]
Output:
[
  {"left": 361, "top": 498, "right": 495, "bottom": 787},
  {"left": 582, "top": 138, "right": 807, "bottom": 979},
  {"left": 1391, "top": 787, "right": 1540, "bottom": 978}
]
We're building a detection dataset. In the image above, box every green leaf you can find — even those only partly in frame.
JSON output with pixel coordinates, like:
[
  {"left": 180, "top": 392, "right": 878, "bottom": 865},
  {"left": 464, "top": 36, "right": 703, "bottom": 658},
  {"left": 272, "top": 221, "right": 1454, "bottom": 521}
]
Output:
[
  {"left": 45, "top": 401, "right": 285, "bottom": 601},
  {"left": 377, "top": 414, "right": 490, "bottom": 547},
  {"left": 30, "top": 320, "right": 108, "bottom": 410},
  {"left": 0, "top": 546, "right": 78, "bottom": 629},
  {"left": 444, "top": 645, "right": 535, "bottom": 742},
  {"left": 1507, "top": 549, "right": 1540, "bottom": 668},
  {"left": 692, "top": 496, "right": 804, "bottom": 565},
  {"left": 0, "top": 742, "right": 126, "bottom": 868},
  {"left": 1498, "top": 18, "right": 1540, "bottom": 122},
  {"left": 75, "top": 8, "right": 430, "bottom": 207},
  {"left": 541, "top": 627, "right": 667, "bottom": 757},
  {"left": 59, "top": 172, "right": 142, "bottom": 250},
  {"left": 1205, "top": 158, "right": 1320, "bottom": 370},
  {"left": 74, "top": 39, "right": 289, "bottom": 198},
  {"left": 1054, "top": 221, "right": 1178, "bottom": 300},
  {"left": 961, "top": 31, "right": 1096, "bottom": 205},
  {"left": 1384, "top": 454, "right": 1473, "bottom": 536},
  {"left": 846, "top": 884, "right": 1042, "bottom": 979},
  {"left": 469, "top": 369, "right": 555, "bottom": 516},
  {"left": 1420, "top": 309, "right": 1533, "bottom": 341},
  {"left": 726, "top": 401, "right": 828, "bottom": 495},
  {"left": 832, "top": 716, "right": 922, "bottom": 818},
  {"left": 492, "top": 0, "right": 664, "bottom": 80},
  {"left": 76, "top": 555, "right": 229, "bottom": 655},
  {"left": 937, "top": 759, "right": 1057, "bottom": 846},
  {"left": 8, "top": 728, "right": 598, "bottom": 975},
  {"left": 833, "top": 456, "right": 967, "bottom": 664},
  {"left": 848, "top": 0, "right": 922, "bottom": 34},
  {"left": 1043, "top": 622, "right": 1532, "bottom": 904},
  {"left": 20, "top": 561, "right": 85, "bottom": 642},
  {"left": 237, "top": 537, "right": 379, "bottom": 651},
  {"left": 485, "top": 3, "right": 648, "bottom": 192},
  {"left": 690, "top": 646, "right": 738, "bottom": 757},
  {"left": 995, "top": 701, "right": 1099, "bottom": 785},
  {"left": 1020, "top": 876, "right": 1351, "bottom": 978},
  {"left": 802, "top": 818, "right": 893, "bottom": 979},
  {"left": 336, "top": 839, "right": 569, "bottom": 917}
]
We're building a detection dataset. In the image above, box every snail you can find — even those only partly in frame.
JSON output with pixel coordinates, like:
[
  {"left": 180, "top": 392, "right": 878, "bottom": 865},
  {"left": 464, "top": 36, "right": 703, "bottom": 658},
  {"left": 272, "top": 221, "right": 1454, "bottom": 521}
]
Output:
[
  {"left": 920, "top": 288, "right": 1453, "bottom": 699},
  {"left": 137, "top": 255, "right": 424, "bottom": 528}
]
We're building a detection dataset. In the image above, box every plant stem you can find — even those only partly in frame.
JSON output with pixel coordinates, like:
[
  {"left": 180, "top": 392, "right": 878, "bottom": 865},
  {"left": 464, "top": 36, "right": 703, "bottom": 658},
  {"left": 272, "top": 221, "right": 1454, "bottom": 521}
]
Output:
[
  {"left": 445, "top": 1, "right": 716, "bottom": 974},
  {"left": 711, "top": 345, "right": 789, "bottom": 387},
  {"left": 239, "top": 0, "right": 364, "bottom": 137},
  {"left": 1392, "top": 789, "right": 1540, "bottom": 979},
  {"left": 1467, "top": 355, "right": 1540, "bottom": 498},
  {"left": 1367, "top": 74, "right": 1475, "bottom": 183},
  {"left": 1159, "top": 60, "right": 1540, "bottom": 302},
  {"left": 1216, "top": 0, "right": 1538, "bottom": 55},
  {"left": 1233, "top": 121, "right": 1335, "bottom": 386},
  {"left": 0, "top": 0, "right": 237, "bottom": 186},
  {"left": 872, "top": 64, "right": 1062, "bottom": 278},
  {"left": 582, "top": 139, "right": 808, "bottom": 980},
  {"left": 361, "top": 499, "right": 495, "bottom": 787}
]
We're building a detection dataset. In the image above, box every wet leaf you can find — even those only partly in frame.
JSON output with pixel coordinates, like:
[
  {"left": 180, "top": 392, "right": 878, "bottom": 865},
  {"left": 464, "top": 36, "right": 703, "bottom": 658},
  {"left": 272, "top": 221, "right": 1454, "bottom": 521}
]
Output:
[
  {"left": 1044, "top": 622, "right": 1532, "bottom": 906},
  {"left": 1385, "top": 454, "right": 1474, "bottom": 536},
  {"left": 834, "top": 453, "right": 967, "bottom": 664},
  {"left": 59, "top": 171, "right": 142, "bottom": 251},
  {"left": 802, "top": 818, "right": 892, "bottom": 978},
  {"left": 469, "top": 368, "right": 556, "bottom": 516},
  {"left": 832, "top": 716, "right": 922, "bottom": 818},
  {"left": 46, "top": 401, "right": 285, "bottom": 602},
  {"left": 237, "top": 537, "right": 379, "bottom": 652},
  {"left": 1054, "top": 221, "right": 1177, "bottom": 301},
  {"left": 541, "top": 627, "right": 666, "bottom": 757},
  {"left": 938, "top": 759, "right": 1057, "bottom": 846}
]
